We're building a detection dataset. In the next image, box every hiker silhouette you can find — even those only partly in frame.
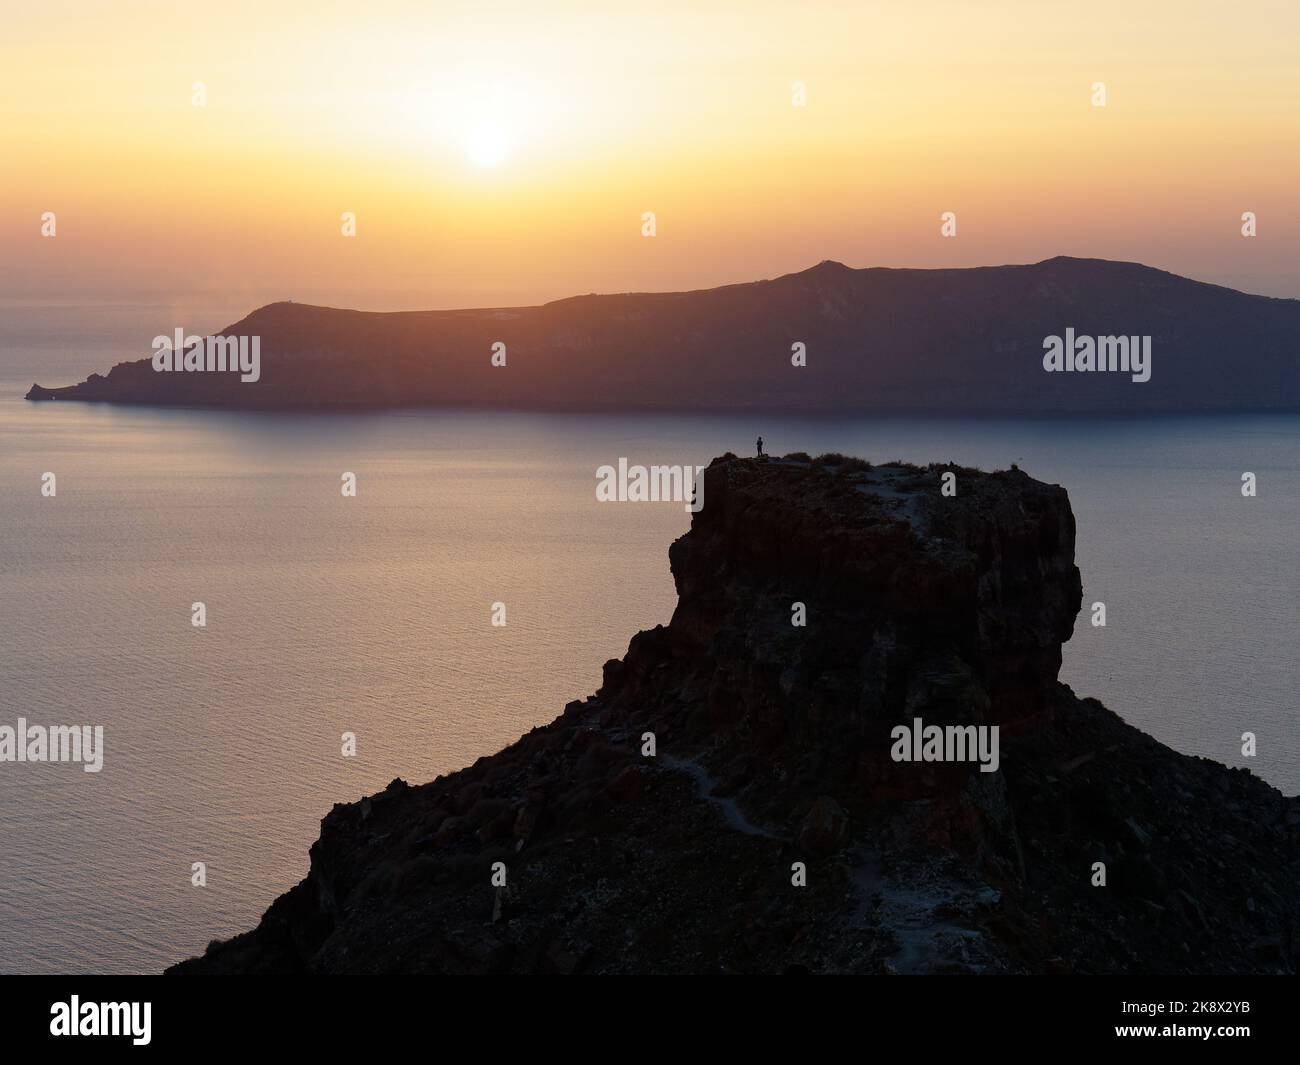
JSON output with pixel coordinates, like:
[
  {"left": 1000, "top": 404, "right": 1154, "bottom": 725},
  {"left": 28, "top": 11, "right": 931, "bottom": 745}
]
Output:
[{"left": 756, "top": 436, "right": 764, "bottom": 456}]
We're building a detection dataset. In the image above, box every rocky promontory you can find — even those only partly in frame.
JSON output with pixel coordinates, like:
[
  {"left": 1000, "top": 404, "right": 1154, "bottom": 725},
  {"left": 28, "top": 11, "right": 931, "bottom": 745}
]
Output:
[{"left": 169, "top": 455, "right": 1299, "bottom": 974}]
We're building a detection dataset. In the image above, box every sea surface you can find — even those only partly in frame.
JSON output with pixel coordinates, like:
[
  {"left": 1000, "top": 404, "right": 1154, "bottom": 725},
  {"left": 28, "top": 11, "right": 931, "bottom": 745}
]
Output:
[{"left": 1, "top": 301, "right": 1296, "bottom": 974}]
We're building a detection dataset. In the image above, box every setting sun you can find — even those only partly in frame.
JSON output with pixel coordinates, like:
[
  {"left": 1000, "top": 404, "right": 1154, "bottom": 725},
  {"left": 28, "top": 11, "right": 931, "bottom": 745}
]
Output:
[
  {"left": 464, "top": 122, "right": 511, "bottom": 167},
  {"left": 5, "top": 0, "right": 1300, "bottom": 308}
]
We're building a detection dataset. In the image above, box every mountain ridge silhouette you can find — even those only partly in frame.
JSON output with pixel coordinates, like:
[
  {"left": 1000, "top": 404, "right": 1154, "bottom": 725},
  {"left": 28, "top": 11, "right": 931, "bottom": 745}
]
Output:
[{"left": 27, "top": 257, "right": 1300, "bottom": 413}]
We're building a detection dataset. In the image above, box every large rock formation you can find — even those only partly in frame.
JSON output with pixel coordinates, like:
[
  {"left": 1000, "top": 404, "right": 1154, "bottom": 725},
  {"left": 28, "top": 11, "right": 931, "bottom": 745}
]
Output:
[
  {"left": 27, "top": 257, "right": 1300, "bottom": 414},
  {"left": 169, "top": 455, "right": 1300, "bottom": 974}
]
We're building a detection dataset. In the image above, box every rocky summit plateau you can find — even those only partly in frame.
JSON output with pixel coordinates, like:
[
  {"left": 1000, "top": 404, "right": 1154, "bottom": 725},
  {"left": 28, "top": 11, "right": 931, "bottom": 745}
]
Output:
[{"left": 169, "top": 455, "right": 1299, "bottom": 975}]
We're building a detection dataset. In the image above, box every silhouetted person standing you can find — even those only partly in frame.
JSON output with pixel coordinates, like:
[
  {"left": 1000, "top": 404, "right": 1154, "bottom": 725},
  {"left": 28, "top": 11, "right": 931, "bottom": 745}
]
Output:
[{"left": 756, "top": 436, "right": 764, "bottom": 457}]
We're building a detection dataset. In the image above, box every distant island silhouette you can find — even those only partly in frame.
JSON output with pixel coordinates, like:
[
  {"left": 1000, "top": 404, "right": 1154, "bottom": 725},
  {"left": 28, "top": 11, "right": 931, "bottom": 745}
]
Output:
[{"left": 27, "top": 257, "right": 1300, "bottom": 414}]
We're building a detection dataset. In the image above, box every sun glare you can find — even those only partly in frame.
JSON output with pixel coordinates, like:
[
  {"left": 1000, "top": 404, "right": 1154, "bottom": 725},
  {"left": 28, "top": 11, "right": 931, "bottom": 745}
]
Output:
[{"left": 465, "top": 123, "right": 510, "bottom": 167}]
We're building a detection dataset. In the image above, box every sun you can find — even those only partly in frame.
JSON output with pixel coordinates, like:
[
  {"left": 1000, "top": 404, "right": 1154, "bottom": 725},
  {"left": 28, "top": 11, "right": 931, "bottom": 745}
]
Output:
[{"left": 464, "top": 123, "right": 511, "bottom": 168}]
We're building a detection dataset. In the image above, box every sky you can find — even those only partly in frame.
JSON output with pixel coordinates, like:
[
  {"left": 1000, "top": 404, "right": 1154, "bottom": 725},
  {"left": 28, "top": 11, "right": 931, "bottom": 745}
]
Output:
[{"left": 3, "top": 0, "right": 1299, "bottom": 310}]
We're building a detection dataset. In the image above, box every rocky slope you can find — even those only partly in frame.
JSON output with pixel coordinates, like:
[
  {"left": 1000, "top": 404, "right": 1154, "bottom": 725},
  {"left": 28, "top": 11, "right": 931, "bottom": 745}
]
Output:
[
  {"left": 169, "top": 455, "right": 1299, "bottom": 974},
  {"left": 29, "top": 257, "right": 1300, "bottom": 413}
]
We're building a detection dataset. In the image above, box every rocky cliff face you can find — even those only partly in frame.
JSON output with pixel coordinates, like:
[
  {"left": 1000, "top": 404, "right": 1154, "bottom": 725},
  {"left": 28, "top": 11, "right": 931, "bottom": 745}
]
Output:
[{"left": 169, "top": 456, "right": 1299, "bottom": 974}]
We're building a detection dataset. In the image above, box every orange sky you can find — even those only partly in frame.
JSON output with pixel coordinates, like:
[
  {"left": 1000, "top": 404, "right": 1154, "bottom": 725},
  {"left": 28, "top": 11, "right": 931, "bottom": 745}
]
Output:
[{"left": 3, "top": 0, "right": 1299, "bottom": 309}]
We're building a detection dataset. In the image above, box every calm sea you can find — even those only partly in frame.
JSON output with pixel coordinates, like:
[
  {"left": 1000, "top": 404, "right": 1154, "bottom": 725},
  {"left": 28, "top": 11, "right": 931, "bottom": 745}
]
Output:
[{"left": 1, "top": 302, "right": 1296, "bottom": 974}]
